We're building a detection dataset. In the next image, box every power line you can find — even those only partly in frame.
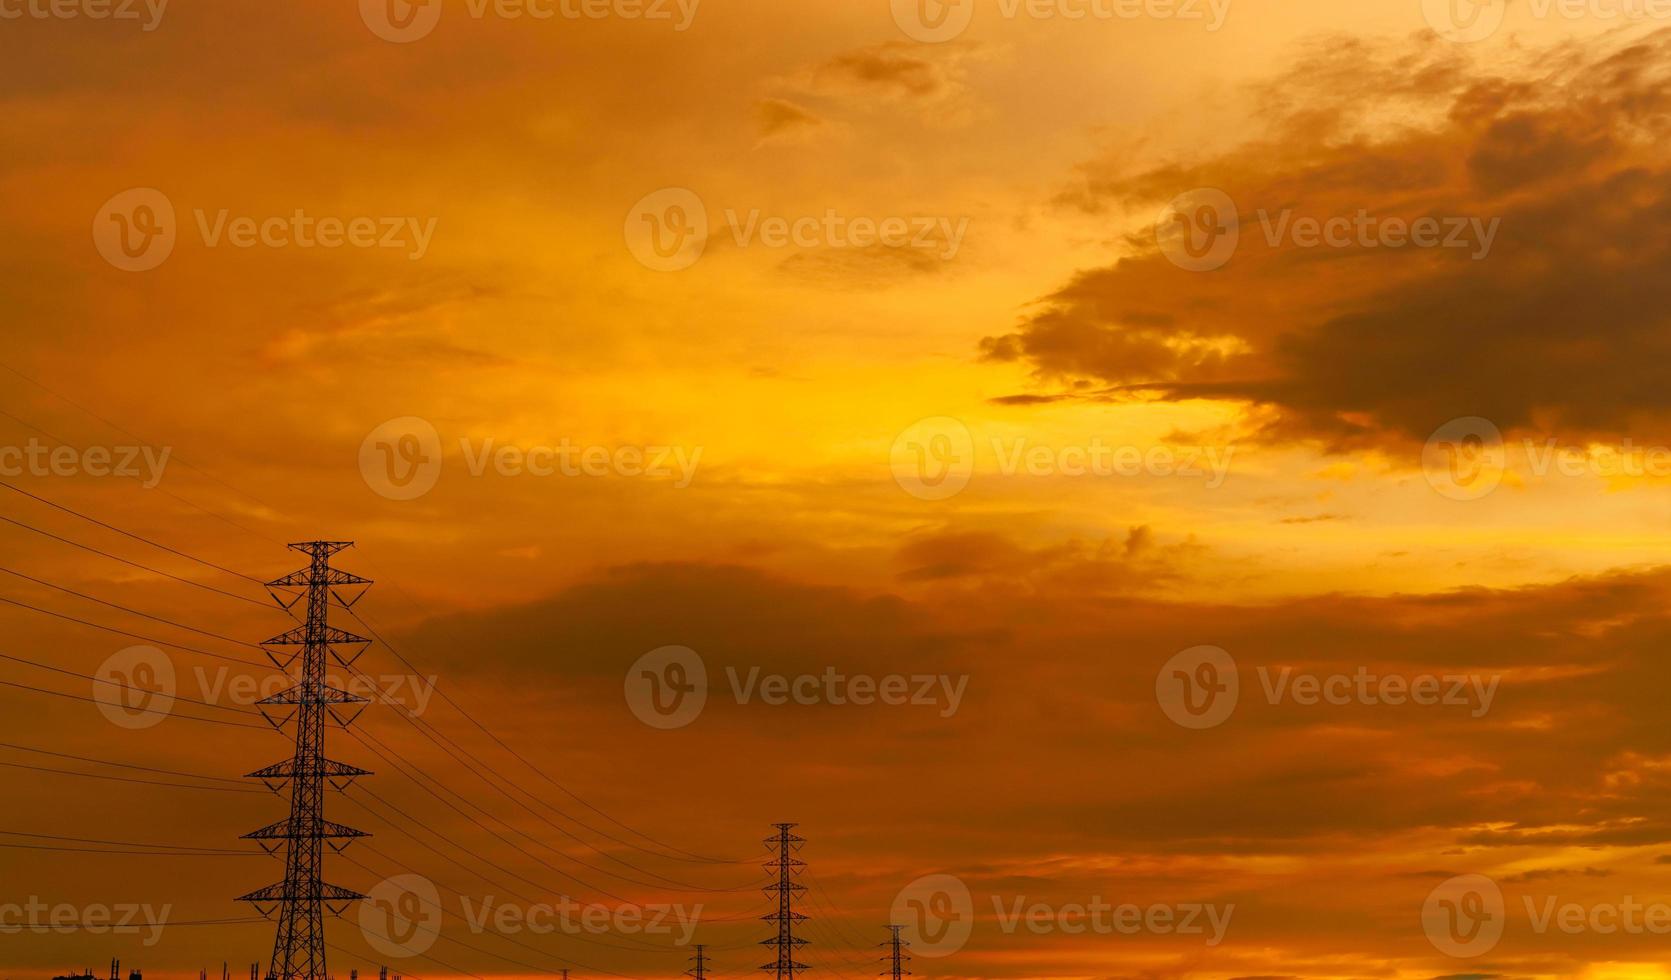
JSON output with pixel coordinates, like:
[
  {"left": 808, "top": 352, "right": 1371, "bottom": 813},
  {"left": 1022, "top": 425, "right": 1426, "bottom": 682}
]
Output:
[
  {"left": 0, "top": 592, "right": 274, "bottom": 669},
  {"left": 324, "top": 925, "right": 484, "bottom": 980},
  {"left": 0, "top": 843, "right": 255, "bottom": 856},
  {"left": 0, "top": 511, "right": 275, "bottom": 609},
  {"left": 0, "top": 361, "right": 291, "bottom": 538},
  {"left": 0, "top": 759, "right": 267, "bottom": 792},
  {"left": 0, "top": 479, "right": 267, "bottom": 583},
  {"left": 0, "top": 739, "right": 249, "bottom": 784},
  {"left": 803, "top": 871, "right": 872, "bottom": 952},
  {"left": 0, "top": 915, "right": 268, "bottom": 928},
  {"left": 0, "top": 679, "right": 273, "bottom": 731},
  {"left": 0, "top": 675, "right": 274, "bottom": 729},
  {"left": 339, "top": 789, "right": 640, "bottom": 950},
  {"left": 346, "top": 724, "right": 672, "bottom": 900},
  {"left": 342, "top": 787, "right": 772, "bottom": 955},
  {"left": 0, "top": 381, "right": 285, "bottom": 547},
  {"left": 0, "top": 564, "right": 268, "bottom": 649},
  {"left": 6, "top": 471, "right": 743, "bottom": 874},
  {"left": 341, "top": 845, "right": 668, "bottom": 980},
  {"left": 0, "top": 401, "right": 782, "bottom": 979},
  {"left": 349, "top": 602, "right": 748, "bottom": 862},
  {"left": 342, "top": 781, "right": 730, "bottom": 953},
  {"left": 350, "top": 769, "right": 768, "bottom": 943},
  {"left": 0, "top": 651, "right": 264, "bottom": 716},
  {"left": 0, "top": 829, "right": 259, "bottom": 854},
  {"left": 345, "top": 690, "right": 763, "bottom": 896},
  {"left": 0, "top": 463, "right": 766, "bottom": 932},
  {"left": 340, "top": 605, "right": 758, "bottom": 883},
  {"left": 340, "top": 741, "right": 670, "bottom": 924}
]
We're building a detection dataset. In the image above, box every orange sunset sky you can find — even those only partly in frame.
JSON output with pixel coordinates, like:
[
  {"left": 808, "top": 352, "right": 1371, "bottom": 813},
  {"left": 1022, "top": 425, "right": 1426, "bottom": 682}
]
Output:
[{"left": 6, "top": 1, "right": 1671, "bottom": 978}]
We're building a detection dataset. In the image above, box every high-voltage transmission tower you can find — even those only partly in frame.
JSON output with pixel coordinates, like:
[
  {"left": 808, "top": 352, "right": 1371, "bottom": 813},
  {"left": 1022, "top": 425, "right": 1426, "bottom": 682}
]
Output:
[
  {"left": 879, "top": 926, "right": 909, "bottom": 980},
  {"left": 686, "top": 946, "right": 709, "bottom": 980},
  {"left": 240, "top": 542, "right": 374, "bottom": 980},
  {"left": 760, "top": 823, "right": 808, "bottom": 980}
]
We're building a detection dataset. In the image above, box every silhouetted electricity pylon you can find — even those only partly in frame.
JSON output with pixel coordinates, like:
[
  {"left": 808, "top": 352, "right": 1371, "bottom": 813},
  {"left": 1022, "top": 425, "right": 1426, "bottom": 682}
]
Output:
[
  {"left": 760, "top": 823, "right": 808, "bottom": 980},
  {"left": 240, "top": 541, "right": 374, "bottom": 980},
  {"left": 879, "top": 926, "right": 909, "bottom": 980},
  {"left": 686, "top": 946, "right": 709, "bottom": 980}
]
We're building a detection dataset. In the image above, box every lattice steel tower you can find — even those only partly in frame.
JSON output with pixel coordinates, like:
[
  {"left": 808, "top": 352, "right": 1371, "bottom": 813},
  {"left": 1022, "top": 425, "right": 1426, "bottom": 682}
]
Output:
[
  {"left": 686, "top": 945, "right": 709, "bottom": 980},
  {"left": 240, "top": 542, "right": 374, "bottom": 980},
  {"left": 760, "top": 823, "right": 808, "bottom": 980},
  {"left": 879, "top": 926, "right": 909, "bottom": 980}
]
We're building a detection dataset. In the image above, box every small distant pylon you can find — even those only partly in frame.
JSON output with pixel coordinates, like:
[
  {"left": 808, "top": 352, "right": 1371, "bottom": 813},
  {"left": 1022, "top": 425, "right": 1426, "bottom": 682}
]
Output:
[
  {"left": 687, "top": 946, "right": 709, "bottom": 980},
  {"left": 759, "top": 823, "right": 808, "bottom": 980},
  {"left": 879, "top": 926, "right": 910, "bottom": 980}
]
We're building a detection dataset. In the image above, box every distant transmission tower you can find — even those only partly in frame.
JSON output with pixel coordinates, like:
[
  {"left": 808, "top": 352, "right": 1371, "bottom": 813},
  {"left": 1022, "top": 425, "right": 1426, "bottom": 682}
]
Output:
[
  {"left": 759, "top": 823, "right": 808, "bottom": 980},
  {"left": 879, "top": 926, "right": 909, "bottom": 980},
  {"left": 240, "top": 541, "right": 374, "bottom": 980},
  {"left": 686, "top": 946, "right": 709, "bottom": 980}
]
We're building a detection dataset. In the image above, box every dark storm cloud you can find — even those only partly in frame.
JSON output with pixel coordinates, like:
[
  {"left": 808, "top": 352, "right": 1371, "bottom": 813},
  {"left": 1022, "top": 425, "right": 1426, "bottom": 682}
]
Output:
[{"left": 984, "top": 31, "right": 1671, "bottom": 448}]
